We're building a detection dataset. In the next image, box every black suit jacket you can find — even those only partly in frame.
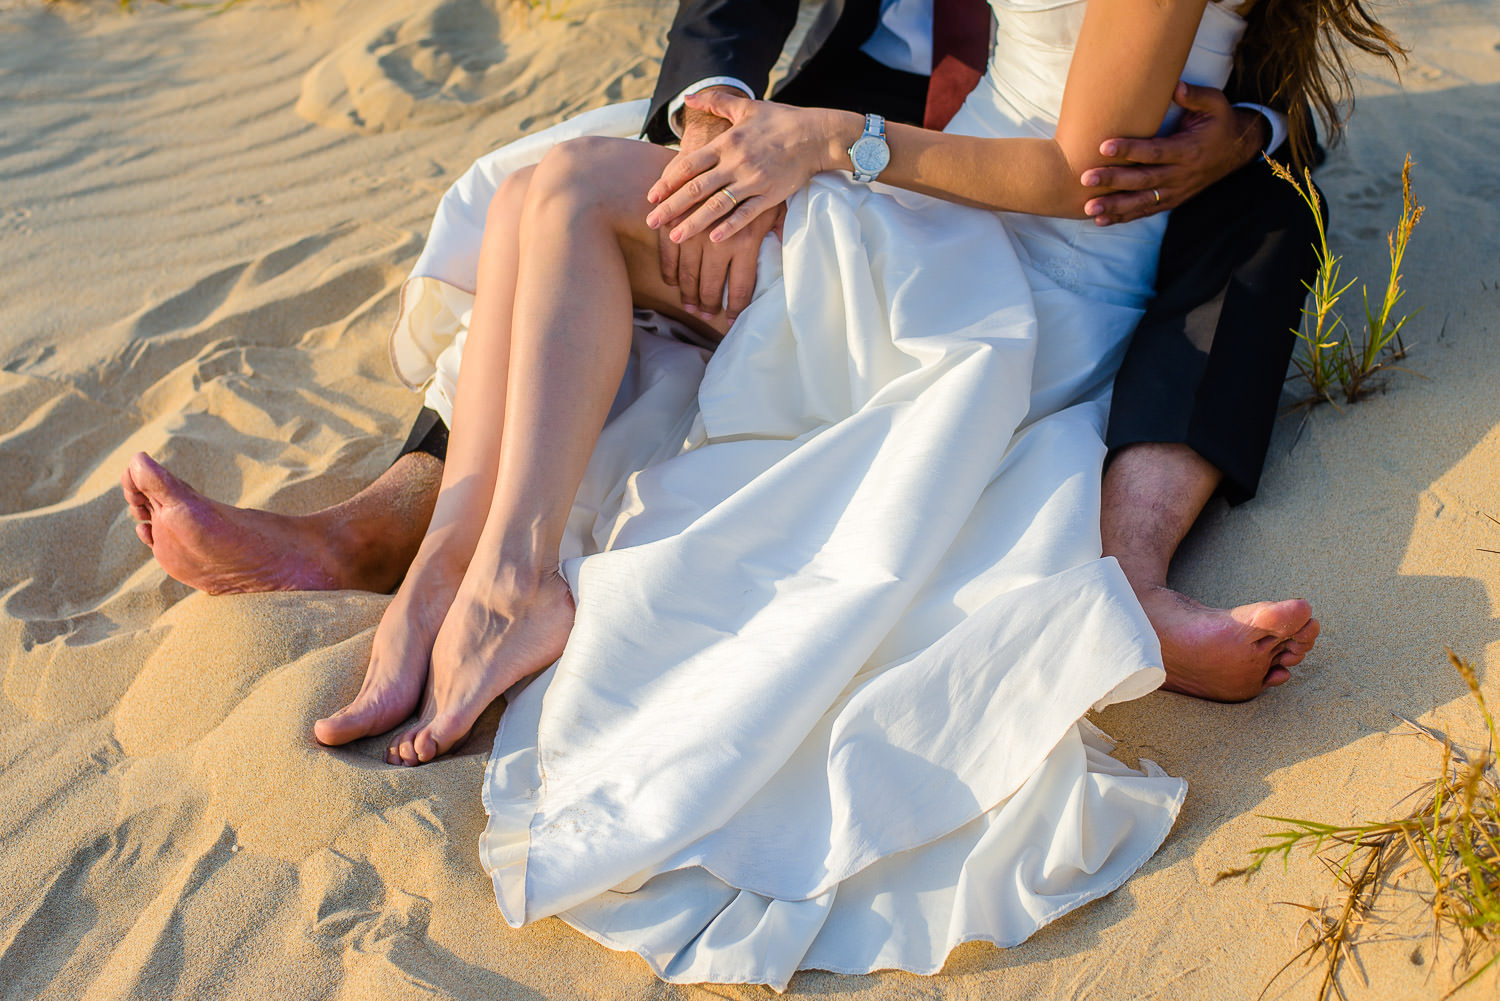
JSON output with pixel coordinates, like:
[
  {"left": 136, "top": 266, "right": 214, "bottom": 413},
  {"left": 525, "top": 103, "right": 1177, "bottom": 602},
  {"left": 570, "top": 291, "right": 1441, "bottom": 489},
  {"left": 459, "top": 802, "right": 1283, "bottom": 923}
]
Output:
[{"left": 644, "top": 0, "right": 887, "bottom": 144}]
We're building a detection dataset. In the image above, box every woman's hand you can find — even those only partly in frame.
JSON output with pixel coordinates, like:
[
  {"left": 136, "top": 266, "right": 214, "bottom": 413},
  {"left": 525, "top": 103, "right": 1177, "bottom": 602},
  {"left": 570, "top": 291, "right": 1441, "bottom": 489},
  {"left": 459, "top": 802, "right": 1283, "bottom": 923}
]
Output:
[
  {"left": 660, "top": 87, "right": 783, "bottom": 322},
  {"left": 645, "top": 89, "right": 836, "bottom": 245}
]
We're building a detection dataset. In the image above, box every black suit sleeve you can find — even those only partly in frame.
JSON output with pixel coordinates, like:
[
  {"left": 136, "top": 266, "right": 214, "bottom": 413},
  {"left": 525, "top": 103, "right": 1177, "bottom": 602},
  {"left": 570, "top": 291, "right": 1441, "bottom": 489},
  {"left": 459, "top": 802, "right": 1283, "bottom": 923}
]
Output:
[{"left": 643, "top": 0, "right": 804, "bottom": 145}]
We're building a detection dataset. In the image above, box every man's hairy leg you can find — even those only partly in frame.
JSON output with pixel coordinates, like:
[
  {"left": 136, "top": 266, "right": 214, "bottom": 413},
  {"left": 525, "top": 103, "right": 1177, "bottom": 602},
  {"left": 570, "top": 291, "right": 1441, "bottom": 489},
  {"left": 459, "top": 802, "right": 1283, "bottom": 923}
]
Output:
[
  {"left": 1101, "top": 442, "right": 1319, "bottom": 702},
  {"left": 122, "top": 450, "right": 440, "bottom": 595}
]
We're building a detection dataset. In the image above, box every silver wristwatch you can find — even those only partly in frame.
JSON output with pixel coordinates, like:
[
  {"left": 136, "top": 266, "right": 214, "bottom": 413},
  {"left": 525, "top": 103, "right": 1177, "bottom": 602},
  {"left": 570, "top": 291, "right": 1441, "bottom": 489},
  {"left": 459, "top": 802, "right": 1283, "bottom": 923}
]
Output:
[{"left": 847, "top": 113, "right": 890, "bottom": 183}]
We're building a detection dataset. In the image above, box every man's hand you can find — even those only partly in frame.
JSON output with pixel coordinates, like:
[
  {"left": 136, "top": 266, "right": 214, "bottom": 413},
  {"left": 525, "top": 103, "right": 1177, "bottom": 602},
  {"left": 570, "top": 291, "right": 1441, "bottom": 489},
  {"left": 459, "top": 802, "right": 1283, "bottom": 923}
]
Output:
[
  {"left": 663, "top": 85, "right": 777, "bottom": 321},
  {"left": 661, "top": 203, "right": 784, "bottom": 322},
  {"left": 1080, "top": 81, "right": 1268, "bottom": 226}
]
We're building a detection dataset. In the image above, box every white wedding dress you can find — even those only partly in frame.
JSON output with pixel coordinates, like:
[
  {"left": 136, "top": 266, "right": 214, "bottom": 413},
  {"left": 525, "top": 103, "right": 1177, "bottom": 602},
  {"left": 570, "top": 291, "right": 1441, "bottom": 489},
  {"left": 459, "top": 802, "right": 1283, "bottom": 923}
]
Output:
[{"left": 387, "top": 0, "right": 1246, "bottom": 988}]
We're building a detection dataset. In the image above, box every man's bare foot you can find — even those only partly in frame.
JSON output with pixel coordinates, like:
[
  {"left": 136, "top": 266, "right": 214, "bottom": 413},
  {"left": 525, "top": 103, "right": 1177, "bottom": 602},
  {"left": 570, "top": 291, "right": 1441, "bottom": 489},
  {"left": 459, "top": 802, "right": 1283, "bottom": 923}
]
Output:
[
  {"left": 312, "top": 565, "right": 462, "bottom": 747},
  {"left": 120, "top": 452, "right": 415, "bottom": 594},
  {"left": 389, "top": 569, "right": 574, "bottom": 766},
  {"left": 1139, "top": 586, "right": 1319, "bottom": 702}
]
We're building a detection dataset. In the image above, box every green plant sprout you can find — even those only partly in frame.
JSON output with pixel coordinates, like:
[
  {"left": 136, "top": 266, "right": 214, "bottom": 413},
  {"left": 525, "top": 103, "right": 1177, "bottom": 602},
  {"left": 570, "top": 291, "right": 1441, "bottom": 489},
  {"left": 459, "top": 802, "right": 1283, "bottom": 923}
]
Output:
[
  {"left": 1218, "top": 649, "right": 1500, "bottom": 1000},
  {"left": 520, "top": 0, "right": 573, "bottom": 21},
  {"left": 1272, "top": 154, "right": 1426, "bottom": 408}
]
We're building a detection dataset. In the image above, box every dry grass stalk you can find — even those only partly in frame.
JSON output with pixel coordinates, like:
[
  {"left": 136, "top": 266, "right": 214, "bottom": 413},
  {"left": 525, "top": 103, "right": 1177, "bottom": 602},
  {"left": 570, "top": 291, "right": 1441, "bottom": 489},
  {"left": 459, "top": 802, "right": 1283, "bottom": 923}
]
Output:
[
  {"left": 177, "top": 1, "right": 253, "bottom": 10},
  {"left": 1217, "top": 649, "right": 1500, "bottom": 1000},
  {"left": 47, "top": 1, "right": 253, "bottom": 12},
  {"left": 1274, "top": 154, "right": 1426, "bottom": 408}
]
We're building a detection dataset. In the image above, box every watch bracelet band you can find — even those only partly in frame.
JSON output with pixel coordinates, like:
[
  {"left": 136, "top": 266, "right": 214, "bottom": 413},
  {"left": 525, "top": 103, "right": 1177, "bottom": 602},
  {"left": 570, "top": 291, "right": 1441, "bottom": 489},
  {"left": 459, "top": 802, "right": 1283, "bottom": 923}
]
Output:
[{"left": 849, "top": 113, "right": 887, "bottom": 183}]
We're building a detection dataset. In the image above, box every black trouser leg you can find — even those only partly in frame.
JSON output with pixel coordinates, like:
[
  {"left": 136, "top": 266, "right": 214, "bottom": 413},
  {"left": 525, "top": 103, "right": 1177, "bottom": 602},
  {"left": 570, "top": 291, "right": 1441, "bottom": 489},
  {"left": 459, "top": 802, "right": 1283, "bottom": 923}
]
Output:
[
  {"left": 394, "top": 406, "right": 450, "bottom": 465},
  {"left": 1106, "top": 156, "right": 1323, "bottom": 504}
]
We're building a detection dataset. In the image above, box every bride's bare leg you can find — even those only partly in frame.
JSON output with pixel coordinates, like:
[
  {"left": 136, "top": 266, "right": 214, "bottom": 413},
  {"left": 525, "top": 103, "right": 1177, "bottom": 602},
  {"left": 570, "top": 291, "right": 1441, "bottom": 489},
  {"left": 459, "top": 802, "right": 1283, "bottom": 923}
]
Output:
[
  {"left": 392, "top": 137, "right": 729, "bottom": 765},
  {"left": 314, "top": 166, "right": 539, "bottom": 748}
]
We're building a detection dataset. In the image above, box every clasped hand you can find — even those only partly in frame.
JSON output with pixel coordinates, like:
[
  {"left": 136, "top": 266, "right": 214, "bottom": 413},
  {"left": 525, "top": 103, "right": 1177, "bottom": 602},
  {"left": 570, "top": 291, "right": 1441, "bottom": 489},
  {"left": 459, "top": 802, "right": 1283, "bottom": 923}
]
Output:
[{"left": 647, "top": 90, "right": 826, "bottom": 320}]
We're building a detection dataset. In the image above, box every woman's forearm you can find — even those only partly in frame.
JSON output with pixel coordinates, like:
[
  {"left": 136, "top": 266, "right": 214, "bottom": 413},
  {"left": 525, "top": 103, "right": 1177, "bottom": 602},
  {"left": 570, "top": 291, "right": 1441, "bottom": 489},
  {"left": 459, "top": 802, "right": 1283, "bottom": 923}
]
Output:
[
  {"left": 820, "top": 110, "right": 1096, "bottom": 219},
  {"left": 815, "top": 0, "right": 1214, "bottom": 220},
  {"left": 648, "top": 0, "right": 1209, "bottom": 243}
]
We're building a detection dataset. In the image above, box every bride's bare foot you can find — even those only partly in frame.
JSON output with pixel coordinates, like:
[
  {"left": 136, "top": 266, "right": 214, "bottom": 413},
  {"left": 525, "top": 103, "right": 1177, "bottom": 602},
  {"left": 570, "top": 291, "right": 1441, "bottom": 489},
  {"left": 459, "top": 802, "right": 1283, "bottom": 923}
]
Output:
[
  {"left": 312, "top": 561, "right": 463, "bottom": 747},
  {"left": 390, "top": 569, "right": 574, "bottom": 766},
  {"left": 1139, "top": 586, "right": 1319, "bottom": 702},
  {"left": 121, "top": 452, "right": 413, "bottom": 594}
]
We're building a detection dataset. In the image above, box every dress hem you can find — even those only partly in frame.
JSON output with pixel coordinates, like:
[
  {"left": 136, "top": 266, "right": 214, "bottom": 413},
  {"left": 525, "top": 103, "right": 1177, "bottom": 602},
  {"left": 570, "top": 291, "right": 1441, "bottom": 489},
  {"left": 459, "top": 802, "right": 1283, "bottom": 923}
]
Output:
[{"left": 548, "top": 773, "right": 1188, "bottom": 992}]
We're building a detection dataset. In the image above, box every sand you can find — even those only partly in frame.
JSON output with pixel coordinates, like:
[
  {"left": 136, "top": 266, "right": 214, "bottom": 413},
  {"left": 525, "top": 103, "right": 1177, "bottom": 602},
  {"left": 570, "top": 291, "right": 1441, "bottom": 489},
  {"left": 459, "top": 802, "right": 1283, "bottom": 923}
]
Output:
[{"left": 1, "top": 0, "right": 1498, "bottom": 998}]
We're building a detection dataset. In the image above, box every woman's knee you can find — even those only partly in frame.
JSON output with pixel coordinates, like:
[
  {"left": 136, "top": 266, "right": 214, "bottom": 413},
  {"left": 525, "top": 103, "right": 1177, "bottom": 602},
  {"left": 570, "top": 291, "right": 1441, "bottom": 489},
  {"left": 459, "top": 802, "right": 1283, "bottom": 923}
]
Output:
[
  {"left": 487, "top": 164, "right": 537, "bottom": 228},
  {"left": 527, "top": 136, "right": 662, "bottom": 224}
]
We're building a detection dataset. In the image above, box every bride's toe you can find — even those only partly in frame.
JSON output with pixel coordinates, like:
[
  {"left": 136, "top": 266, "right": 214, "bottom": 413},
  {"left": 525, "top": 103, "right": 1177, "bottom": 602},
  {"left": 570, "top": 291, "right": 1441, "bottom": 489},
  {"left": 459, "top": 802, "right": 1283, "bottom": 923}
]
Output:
[
  {"left": 413, "top": 713, "right": 471, "bottom": 764},
  {"left": 395, "top": 729, "right": 420, "bottom": 767}
]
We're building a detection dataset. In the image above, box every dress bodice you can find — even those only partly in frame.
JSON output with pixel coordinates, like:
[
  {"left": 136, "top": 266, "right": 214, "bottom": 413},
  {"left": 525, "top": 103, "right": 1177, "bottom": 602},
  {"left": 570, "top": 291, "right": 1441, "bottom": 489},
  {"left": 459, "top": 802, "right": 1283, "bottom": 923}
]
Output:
[{"left": 898, "top": 0, "right": 1247, "bottom": 418}]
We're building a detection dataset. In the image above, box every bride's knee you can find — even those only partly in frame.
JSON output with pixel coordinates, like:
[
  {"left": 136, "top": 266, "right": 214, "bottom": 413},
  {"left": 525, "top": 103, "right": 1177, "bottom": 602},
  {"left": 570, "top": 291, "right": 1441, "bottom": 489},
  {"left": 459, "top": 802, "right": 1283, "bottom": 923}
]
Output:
[
  {"left": 486, "top": 164, "right": 537, "bottom": 228},
  {"left": 525, "top": 136, "right": 661, "bottom": 222}
]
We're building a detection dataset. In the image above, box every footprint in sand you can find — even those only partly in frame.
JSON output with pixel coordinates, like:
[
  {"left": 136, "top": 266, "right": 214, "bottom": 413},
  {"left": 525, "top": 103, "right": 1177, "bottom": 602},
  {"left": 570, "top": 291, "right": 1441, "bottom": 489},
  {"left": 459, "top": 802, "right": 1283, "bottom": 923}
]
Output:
[
  {"left": 1, "top": 206, "right": 32, "bottom": 234},
  {"left": 297, "top": 0, "right": 521, "bottom": 134},
  {"left": 294, "top": 0, "right": 662, "bottom": 135}
]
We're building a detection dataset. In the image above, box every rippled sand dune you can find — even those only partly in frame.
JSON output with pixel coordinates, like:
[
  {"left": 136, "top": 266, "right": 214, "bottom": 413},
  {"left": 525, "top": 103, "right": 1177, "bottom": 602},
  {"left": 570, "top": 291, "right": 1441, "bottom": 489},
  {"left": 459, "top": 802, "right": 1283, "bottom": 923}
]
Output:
[{"left": 1, "top": 1, "right": 1499, "bottom": 998}]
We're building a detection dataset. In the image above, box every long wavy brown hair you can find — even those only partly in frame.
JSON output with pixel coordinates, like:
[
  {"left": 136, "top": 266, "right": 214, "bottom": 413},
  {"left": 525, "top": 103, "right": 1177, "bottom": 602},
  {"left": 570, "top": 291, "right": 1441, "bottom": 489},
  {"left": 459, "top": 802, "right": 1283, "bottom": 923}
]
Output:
[{"left": 1232, "top": 0, "right": 1407, "bottom": 170}]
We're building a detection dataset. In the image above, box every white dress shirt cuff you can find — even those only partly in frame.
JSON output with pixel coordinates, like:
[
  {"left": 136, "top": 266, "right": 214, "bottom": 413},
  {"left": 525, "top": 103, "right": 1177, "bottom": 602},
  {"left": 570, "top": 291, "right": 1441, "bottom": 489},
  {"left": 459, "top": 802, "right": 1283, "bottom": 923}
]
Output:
[
  {"left": 1232, "top": 103, "right": 1288, "bottom": 156},
  {"left": 668, "top": 76, "right": 757, "bottom": 138}
]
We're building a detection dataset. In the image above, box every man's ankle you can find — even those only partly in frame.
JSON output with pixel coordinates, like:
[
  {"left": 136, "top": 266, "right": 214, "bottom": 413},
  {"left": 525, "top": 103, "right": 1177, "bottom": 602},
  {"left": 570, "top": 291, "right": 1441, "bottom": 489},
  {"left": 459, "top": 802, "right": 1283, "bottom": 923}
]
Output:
[
  {"left": 1105, "top": 551, "right": 1168, "bottom": 596},
  {"left": 320, "top": 513, "right": 409, "bottom": 591}
]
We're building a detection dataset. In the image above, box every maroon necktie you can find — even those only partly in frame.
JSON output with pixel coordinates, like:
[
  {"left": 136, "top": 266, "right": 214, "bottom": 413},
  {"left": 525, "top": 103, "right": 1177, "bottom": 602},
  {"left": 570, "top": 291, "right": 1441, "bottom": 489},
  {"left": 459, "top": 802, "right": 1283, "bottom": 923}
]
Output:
[{"left": 924, "top": 0, "right": 990, "bottom": 130}]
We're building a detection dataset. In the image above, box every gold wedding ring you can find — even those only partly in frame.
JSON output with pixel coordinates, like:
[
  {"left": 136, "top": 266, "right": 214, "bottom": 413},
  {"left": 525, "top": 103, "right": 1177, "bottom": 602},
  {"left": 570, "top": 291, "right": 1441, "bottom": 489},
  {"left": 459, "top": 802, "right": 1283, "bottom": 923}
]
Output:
[
  {"left": 722, "top": 187, "right": 739, "bottom": 207},
  {"left": 1152, "top": 188, "right": 1161, "bottom": 205}
]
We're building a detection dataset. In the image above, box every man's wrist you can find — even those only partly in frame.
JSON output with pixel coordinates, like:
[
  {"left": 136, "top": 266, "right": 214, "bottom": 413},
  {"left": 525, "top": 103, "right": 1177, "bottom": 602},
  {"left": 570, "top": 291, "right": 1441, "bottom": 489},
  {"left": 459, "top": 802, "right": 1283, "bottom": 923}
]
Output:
[
  {"left": 1233, "top": 107, "right": 1270, "bottom": 165},
  {"left": 1230, "top": 102, "right": 1288, "bottom": 156},
  {"left": 669, "top": 78, "right": 754, "bottom": 138},
  {"left": 680, "top": 105, "right": 733, "bottom": 150},
  {"left": 1250, "top": 109, "right": 1272, "bottom": 152}
]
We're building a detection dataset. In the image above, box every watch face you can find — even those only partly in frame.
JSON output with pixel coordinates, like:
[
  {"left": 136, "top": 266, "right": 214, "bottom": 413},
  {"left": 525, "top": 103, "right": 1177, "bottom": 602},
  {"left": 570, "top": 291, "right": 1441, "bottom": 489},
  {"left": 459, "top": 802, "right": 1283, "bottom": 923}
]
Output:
[{"left": 851, "top": 136, "right": 890, "bottom": 175}]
